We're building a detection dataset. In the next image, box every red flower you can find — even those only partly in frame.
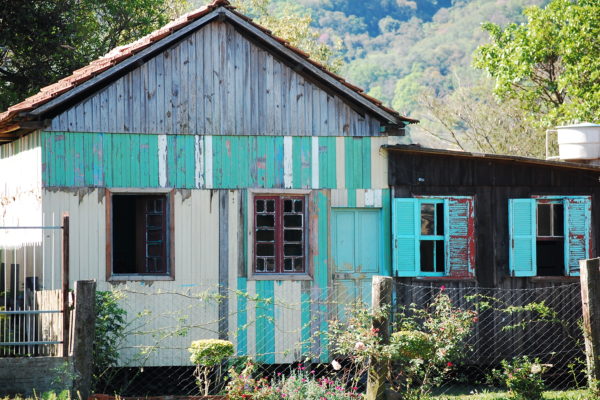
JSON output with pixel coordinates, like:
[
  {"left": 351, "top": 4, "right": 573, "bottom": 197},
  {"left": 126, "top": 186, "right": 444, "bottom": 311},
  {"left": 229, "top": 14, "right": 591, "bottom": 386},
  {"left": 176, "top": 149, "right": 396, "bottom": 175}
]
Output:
[
  {"left": 440, "top": 285, "right": 446, "bottom": 291},
  {"left": 447, "top": 362, "right": 454, "bottom": 367}
]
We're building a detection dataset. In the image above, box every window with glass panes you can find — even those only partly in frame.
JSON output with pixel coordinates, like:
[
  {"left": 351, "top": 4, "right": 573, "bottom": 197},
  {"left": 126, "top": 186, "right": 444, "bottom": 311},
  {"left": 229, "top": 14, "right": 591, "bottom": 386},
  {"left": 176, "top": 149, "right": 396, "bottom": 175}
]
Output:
[
  {"left": 419, "top": 201, "right": 445, "bottom": 274},
  {"left": 254, "top": 195, "right": 305, "bottom": 274}
]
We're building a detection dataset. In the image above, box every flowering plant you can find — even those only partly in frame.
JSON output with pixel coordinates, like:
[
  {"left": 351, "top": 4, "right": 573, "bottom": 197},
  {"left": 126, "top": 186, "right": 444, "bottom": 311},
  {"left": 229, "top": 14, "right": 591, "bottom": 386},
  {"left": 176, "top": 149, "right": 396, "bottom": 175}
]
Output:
[
  {"left": 489, "top": 356, "right": 550, "bottom": 400},
  {"left": 188, "top": 339, "right": 234, "bottom": 396}
]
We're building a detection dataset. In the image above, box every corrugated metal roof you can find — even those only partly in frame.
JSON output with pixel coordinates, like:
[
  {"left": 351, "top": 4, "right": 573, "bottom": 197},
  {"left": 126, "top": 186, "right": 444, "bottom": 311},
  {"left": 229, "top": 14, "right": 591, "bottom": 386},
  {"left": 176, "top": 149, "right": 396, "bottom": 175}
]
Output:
[{"left": 0, "top": 0, "right": 417, "bottom": 139}]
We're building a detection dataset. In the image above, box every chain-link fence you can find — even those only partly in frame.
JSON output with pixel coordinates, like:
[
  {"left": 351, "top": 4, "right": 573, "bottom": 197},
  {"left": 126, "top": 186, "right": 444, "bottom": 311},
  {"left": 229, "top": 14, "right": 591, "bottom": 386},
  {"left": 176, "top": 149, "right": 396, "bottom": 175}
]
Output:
[{"left": 93, "top": 280, "right": 586, "bottom": 397}]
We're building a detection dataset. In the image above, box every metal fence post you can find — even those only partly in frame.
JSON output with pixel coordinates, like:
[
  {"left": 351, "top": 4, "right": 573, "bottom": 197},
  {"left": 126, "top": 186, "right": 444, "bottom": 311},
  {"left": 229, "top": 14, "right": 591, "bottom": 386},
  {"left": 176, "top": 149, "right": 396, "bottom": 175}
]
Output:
[
  {"left": 580, "top": 258, "right": 600, "bottom": 392},
  {"left": 366, "top": 275, "right": 392, "bottom": 400}
]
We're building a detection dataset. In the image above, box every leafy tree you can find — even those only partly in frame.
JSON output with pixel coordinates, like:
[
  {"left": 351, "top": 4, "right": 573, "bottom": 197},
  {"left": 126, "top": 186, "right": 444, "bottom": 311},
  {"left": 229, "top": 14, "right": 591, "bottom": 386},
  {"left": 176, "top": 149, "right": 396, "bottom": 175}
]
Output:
[
  {"left": 474, "top": 0, "right": 600, "bottom": 127},
  {"left": 415, "top": 79, "right": 546, "bottom": 158},
  {"left": 232, "top": 0, "right": 343, "bottom": 72},
  {"left": 0, "top": 0, "right": 187, "bottom": 111}
]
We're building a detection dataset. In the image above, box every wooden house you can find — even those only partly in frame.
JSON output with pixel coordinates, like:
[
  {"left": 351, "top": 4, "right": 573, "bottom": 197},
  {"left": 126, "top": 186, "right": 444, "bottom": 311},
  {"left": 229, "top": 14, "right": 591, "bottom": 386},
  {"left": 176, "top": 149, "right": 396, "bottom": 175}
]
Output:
[
  {"left": 386, "top": 144, "right": 599, "bottom": 288},
  {"left": 0, "top": 0, "right": 416, "bottom": 366}
]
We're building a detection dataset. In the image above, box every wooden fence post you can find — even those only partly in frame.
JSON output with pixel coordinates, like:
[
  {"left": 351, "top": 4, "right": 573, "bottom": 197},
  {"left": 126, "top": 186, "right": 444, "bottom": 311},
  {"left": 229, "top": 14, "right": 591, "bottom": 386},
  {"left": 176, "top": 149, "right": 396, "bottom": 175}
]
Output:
[
  {"left": 72, "top": 280, "right": 96, "bottom": 400},
  {"left": 579, "top": 258, "right": 600, "bottom": 392},
  {"left": 366, "top": 276, "right": 393, "bottom": 400},
  {"left": 62, "top": 214, "right": 70, "bottom": 358}
]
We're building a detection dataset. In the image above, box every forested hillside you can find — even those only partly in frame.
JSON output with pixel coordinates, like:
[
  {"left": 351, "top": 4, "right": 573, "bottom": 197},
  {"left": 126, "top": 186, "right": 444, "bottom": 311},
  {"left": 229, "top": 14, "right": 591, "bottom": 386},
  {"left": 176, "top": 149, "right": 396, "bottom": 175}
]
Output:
[{"left": 190, "top": 0, "right": 550, "bottom": 150}]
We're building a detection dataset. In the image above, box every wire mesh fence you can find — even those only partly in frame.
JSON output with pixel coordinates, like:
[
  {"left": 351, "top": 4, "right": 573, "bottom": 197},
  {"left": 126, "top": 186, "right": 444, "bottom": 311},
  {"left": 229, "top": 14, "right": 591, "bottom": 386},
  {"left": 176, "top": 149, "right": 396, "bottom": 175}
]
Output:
[{"left": 93, "top": 280, "right": 587, "bottom": 397}]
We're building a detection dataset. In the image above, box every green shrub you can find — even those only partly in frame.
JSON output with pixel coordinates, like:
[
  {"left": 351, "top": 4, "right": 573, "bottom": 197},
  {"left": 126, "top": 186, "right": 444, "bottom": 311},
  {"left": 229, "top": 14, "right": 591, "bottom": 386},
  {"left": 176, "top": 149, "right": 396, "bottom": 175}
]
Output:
[
  {"left": 189, "top": 338, "right": 234, "bottom": 396},
  {"left": 492, "top": 356, "right": 549, "bottom": 400}
]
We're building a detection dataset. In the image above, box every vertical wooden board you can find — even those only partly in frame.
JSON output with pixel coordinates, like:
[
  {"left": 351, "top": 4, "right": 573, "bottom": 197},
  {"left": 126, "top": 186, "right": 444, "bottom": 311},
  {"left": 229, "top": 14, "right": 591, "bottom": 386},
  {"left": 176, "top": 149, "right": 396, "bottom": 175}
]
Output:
[
  {"left": 212, "top": 136, "right": 223, "bottom": 187},
  {"left": 124, "top": 134, "right": 135, "bottom": 187},
  {"left": 111, "top": 134, "right": 123, "bottom": 187},
  {"left": 274, "top": 281, "right": 301, "bottom": 363},
  {"left": 381, "top": 189, "right": 392, "bottom": 276},
  {"left": 91, "top": 133, "right": 104, "bottom": 186},
  {"left": 41, "top": 131, "right": 50, "bottom": 186},
  {"left": 300, "top": 281, "right": 311, "bottom": 355},
  {"left": 301, "top": 137, "right": 312, "bottom": 188},
  {"left": 227, "top": 191, "right": 239, "bottom": 344},
  {"left": 132, "top": 67, "right": 141, "bottom": 133},
  {"left": 168, "top": 135, "right": 180, "bottom": 187},
  {"left": 356, "top": 189, "right": 365, "bottom": 207},
  {"left": 273, "top": 60, "right": 282, "bottom": 134},
  {"left": 163, "top": 47, "right": 173, "bottom": 135},
  {"left": 182, "top": 38, "right": 192, "bottom": 133},
  {"left": 212, "top": 23, "right": 223, "bottom": 135},
  {"left": 233, "top": 30, "right": 244, "bottom": 135},
  {"left": 130, "top": 134, "right": 141, "bottom": 187},
  {"left": 265, "top": 54, "right": 274, "bottom": 134},
  {"left": 102, "top": 134, "right": 113, "bottom": 186},
  {"left": 203, "top": 27, "right": 213, "bottom": 133},
  {"left": 246, "top": 279, "right": 256, "bottom": 356},
  {"left": 225, "top": 23, "right": 236, "bottom": 135},
  {"left": 81, "top": 133, "right": 93, "bottom": 186},
  {"left": 172, "top": 42, "right": 182, "bottom": 135},
  {"left": 292, "top": 136, "right": 302, "bottom": 189},
  {"left": 146, "top": 58, "right": 156, "bottom": 134},
  {"left": 281, "top": 65, "right": 290, "bottom": 135},
  {"left": 242, "top": 32, "right": 251, "bottom": 135},
  {"left": 147, "top": 134, "right": 159, "bottom": 188},
  {"left": 344, "top": 137, "right": 356, "bottom": 189},
  {"left": 273, "top": 136, "right": 284, "bottom": 188},
  {"left": 155, "top": 52, "right": 166, "bottom": 132},
  {"left": 315, "top": 191, "right": 329, "bottom": 361},
  {"left": 361, "top": 138, "right": 372, "bottom": 188},
  {"left": 335, "top": 137, "right": 345, "bottom": 189},
  {"left": 311, "top": 137, "right": 319, "bottom": 189},
  {"left": 256, "top": 136, "right": 266, "bottom": 187},
  {"left": 371, "top": 137, "right": 388, "bottom": 189},
  {"left": 194, "top": 29, "right": 204, "bottom": 134},
  {"left": 249, "top": 42, "right": 259, "bottom": 134},
  {"left": 158, "top": 135, "right": 168, "bottom": 187},
  {"left": 299, "top": 77, "right": 308, "bottom": 135},
  {"left": 255, "top": 280, "right": 275, "bottom": 363},
  {"left": 138, "top": 134, "right": 149, "bottom": 188},
  {"left": 195, "top": 135, "right": 204, "bottom": 188},
  {"left": 204, "top": 136, "right": 213, "bottom": 188}
]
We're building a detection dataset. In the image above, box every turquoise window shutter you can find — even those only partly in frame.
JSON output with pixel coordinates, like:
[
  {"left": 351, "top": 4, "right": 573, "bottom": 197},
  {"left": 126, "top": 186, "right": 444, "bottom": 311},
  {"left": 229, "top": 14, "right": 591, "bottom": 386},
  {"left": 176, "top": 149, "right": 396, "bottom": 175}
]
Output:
[
  {"left": 508, "top": 199, "right": 536, "bottom": 277},
  {"left": 392, "top": 198, "right": 419, "bottom": 276},
  {"left": 564, "top": 196, "right": 591, "bottom": 276},
  {"left": 445, "top": 197, "right": 475, "bottom": 278}
]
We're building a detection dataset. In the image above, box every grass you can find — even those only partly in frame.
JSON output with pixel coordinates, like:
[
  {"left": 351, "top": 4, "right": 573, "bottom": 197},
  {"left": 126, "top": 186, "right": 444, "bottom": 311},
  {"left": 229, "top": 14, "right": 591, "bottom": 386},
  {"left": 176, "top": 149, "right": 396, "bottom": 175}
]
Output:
[{"left": 431, "top": 389, "right": 595, "bottom": 400}]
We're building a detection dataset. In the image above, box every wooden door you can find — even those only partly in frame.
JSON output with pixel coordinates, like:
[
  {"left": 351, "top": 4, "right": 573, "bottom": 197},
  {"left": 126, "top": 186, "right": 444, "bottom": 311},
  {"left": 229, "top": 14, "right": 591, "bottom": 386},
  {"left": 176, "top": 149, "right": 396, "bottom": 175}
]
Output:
[{"left": 331, "top": 208, "right": 382, "bottom": 319}]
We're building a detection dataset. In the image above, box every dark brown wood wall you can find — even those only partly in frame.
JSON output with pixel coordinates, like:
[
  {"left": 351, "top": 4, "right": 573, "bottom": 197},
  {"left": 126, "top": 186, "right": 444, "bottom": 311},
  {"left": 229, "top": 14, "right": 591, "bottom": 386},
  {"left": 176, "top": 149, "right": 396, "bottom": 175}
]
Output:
[{"left": 388, "top": 151, "right": 600, "bottom": 288}]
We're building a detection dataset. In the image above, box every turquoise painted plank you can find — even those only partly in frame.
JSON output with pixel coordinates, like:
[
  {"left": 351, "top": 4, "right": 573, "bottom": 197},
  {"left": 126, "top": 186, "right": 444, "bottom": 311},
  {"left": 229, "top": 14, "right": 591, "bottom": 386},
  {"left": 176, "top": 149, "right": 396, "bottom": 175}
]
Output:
[
  {"left": 301, "top": 137, "right": 311, "bottom": 188},
  {"left": 257, "top": 137, "right": 266, "bottom": 187},
  {"left": 344, "top": 137, "right": 354, "bottom": 189},
  {"left": 147, "top": 135, "right": 159, "bottom": 188},
  {"left": 54, "top": 133, "right": 66, "bottom": 186},
  {"left": 73, "top": 133, "right": 84, "bottom": 186},
  {"left": 381, "top": 189, "right": 392, "bottom": 276},
  {"left": 249, "top": 137, "right": 258, "bottom": 186},
  {"left": 266, "top": 137, "right": 276, "bottom": 188},
  {"left": 315, "top": 191, "right": 329, "bottom": 361},
  {"left": 222, "top": 137, "right": 232, "bottom": 188},
  {"left": 103, "top": 134, "right": 113, "bottom": 186},
  {"left": 112, "top": 134, "right": 124, "bottom": 187},
  {"left": 167, "top": 135, "right": 177, "bottom": 187},
  {"left": 185, "top": 135, "right": 196, "bottom": 189},
  {"left": 122, "top": 134, "right": 133, "bottom": 188},
  {"left": 237, "top": 277, "right": 248, "bottom": 355},
  {"left": 273, "top": 137, "right": 284, "bottom": 188},
  {"left": 238, "top": 137, "right": 249, "bottom": 188},
  {"left": 81, "top": 133, "right": 92, "bottom": 186},
  {"left": 362, "top": 138, "right": 371, "bottom": 188},
  {"left": 92, "top": 133, "right": 104, "bottom": 186},
  {"left": 508, "top": 199, "right": 536, "bottom": 277},
  {"left": 347, "top": 189, "right": 356, "bottom": 207},
  {"left": 255, "top": 280, "right": 275, "bottom": 364},
  {"left": 64, "top": 133, "right": 74, "bottom": 186},
  {"left": 138, "top": 134, "right": 150, "bottom": 188},
  {"left": 41, "top": 132, "right": 50, "bottom": 186},
  {"left": 327, "top": 137, "right": 337, "bottom": 188},
  {"left": 131, "top": 134, "right": 141, "bottom": 188},
  {"left": 214, "top": 136, "right": 224, "bottom": 188},
  {"left": 292, "top": 136, "right": 302, "bottom": 189}
]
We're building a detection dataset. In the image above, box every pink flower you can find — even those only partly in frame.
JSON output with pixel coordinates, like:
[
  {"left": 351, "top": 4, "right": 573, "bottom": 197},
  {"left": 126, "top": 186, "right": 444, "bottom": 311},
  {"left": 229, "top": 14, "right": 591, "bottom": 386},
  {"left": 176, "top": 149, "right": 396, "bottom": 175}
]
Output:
[
  {"left": 354, "top": 341, "right": 366, "bottom": 351},
  {"left": 440, "top": 285, "right": 446, "bottom": 291},
  {"left": 331, "top": 359, "right": 342, "bottom": 370}
]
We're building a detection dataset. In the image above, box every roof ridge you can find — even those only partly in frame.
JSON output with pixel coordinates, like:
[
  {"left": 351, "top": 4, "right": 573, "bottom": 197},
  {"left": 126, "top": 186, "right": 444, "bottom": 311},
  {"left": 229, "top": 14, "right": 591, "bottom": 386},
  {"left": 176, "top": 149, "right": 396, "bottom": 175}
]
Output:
[{"left": 0, "top": 0, "right": 417, "bottom": 136}]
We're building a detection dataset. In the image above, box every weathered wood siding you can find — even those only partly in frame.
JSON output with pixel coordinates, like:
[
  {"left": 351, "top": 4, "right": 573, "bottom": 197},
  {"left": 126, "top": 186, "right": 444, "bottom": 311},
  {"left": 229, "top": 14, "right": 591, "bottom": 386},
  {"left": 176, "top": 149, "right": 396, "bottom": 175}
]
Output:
[
  {"left": 42, "top": 132, "right": 395, "bottom": 189},
  {"left": 47, "top": 21, "right": 383, "bottom": 137},
  {"left": 41, "top": 185, "right": 391, "bottom": 365},
  {"left": 0, "top": 132, "right": 43, "bottom": 246},
  {"left": 388, "top": 150, "right": 600, "bottom": 287}
]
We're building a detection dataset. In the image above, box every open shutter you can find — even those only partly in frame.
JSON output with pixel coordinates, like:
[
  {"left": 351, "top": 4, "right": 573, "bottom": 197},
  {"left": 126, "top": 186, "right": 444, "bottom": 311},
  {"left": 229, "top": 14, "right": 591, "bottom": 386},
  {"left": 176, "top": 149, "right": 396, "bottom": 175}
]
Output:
[
  {"left": 564, "top": 196, "right": 591, "bottom": 276},
  {"left": 445, "top": 197, "right": 475, "bottom": 278},
  {"left": 508, "top": 199, "right": 536, "bottom": 277},
  {"left": 392, "top": 198, "right": 419, "bottom": 276}
]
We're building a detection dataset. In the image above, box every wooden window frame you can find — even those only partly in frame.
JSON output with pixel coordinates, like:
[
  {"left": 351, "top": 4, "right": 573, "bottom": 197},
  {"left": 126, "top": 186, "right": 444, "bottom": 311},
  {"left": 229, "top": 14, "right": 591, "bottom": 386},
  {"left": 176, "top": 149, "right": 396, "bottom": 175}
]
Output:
[
  {"left": 247, "top": 189, "right": 312, "bottom": 281},
  {"left": 417, "top": 199, "right": 446, "bottom": 276},
  {"left": 105, "top": 189, "right": 175, "bottom": 281}
]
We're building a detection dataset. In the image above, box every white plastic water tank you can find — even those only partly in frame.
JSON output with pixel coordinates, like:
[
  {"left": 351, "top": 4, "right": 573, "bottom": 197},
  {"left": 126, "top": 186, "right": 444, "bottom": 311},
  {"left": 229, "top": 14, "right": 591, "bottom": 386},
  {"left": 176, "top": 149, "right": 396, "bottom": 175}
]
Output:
[{"left": 557, "top": 122, "right": 600, "bottom": 161}]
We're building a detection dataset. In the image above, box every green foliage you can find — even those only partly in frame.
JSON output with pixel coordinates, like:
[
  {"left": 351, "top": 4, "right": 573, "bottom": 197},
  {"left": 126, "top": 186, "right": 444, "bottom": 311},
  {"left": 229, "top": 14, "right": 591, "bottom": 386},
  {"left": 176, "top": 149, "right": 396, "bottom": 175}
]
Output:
[
  {"left": 226, "top": 361, "right": 361, "bottom": 400},
  {"left": 0, "top": 0, "right": 187, "bottom": 111},
  {"left": 328, "top": 291, "right": 477, "bottom": 399},
  {"left": 489, "top": 356, "right": 550, "bottom": 400},
  {"left": 474, "top": 0, "right": 600, "bottom": 127},
  {"left": 93, "top": 290, "right": 127, "bottom": 390},
  {"left": 189, "top": 338, "right": 234, "bottom": 395}
]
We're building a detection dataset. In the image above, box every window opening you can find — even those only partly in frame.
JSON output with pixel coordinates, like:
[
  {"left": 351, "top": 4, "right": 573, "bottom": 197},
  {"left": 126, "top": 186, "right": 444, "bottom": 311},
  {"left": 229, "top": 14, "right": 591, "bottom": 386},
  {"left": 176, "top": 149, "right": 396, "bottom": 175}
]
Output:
[
  {"left": 255, "top": 196, "right": 305, "bottom": 274},
  {"left": 536, "top": 202, "right": 564, "bottom": 276},
  {"left": 112, "top": 194, "right": 168, "bottom": 275},
  {"left": 419, "top": 202, "right": 445, "bottom": 273}
]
